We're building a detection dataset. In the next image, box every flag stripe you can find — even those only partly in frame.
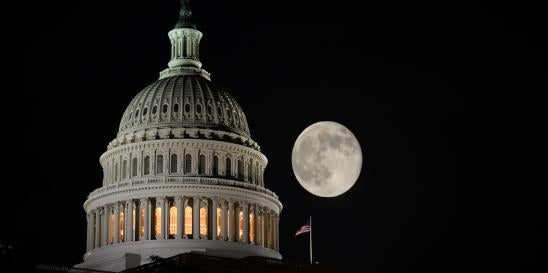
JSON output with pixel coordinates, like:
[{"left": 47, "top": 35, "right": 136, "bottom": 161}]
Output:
[{"left": 295, "top": 224, "right": 311, "bottom": 236}]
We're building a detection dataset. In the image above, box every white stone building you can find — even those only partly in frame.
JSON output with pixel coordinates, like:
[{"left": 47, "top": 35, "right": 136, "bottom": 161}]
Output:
[{"left": 76, "top": 1, "right": 282, "bottom": 271}]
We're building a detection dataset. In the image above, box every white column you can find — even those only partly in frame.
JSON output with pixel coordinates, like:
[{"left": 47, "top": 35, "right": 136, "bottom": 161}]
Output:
[
  {"left": 86, "top": 213, "right": 91, "bottom": 251},
  {"left": 193, "top": 197, "right": 200, "bottom": 239},
  {"left": 163, "top": 197, "right": 169, "bottom": 239},
  {"left": 211, "top": 198, "right": 218, "bottom": 240},
  {"left": 243, "top": 202, "right": 249, "bottom": 243},
  {"left": 175, "top": 196, "right": 183, "bottom": 239},
  {"left": 126, "top": 200, "right": 133, "bottom": 242},
  {"left": 94, "top": 209, "right": 100, "bottom": 248},
  {"left": 89, "top": 211, "right": 95, "bottom": 250},
  {"left": 221, "top": 200, "right": 227, "bottom": 240},
  {"left": 228, "top": 200, "right": 235, "bottom": 241},
  {"left": 102, "top": 205, "right": 108, "bottom": 246},
  {"left": 113, "top": 203, "right": 120, "bottom": 244}
]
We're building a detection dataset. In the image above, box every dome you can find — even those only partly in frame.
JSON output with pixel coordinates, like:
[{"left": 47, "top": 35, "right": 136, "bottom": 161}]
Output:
[{"left": 118, "top": 75, "right": 250, "bottom": 138}]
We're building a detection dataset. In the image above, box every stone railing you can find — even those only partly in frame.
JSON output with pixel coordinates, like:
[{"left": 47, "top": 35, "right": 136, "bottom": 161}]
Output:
[{"left": 89, "top": 176, "right": 277, "bottom": 199}]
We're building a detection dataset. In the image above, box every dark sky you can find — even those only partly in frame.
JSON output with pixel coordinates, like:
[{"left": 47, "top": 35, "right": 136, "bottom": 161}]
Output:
[{"left": 3, "top": 0, "right": 545, "bottom": 273}]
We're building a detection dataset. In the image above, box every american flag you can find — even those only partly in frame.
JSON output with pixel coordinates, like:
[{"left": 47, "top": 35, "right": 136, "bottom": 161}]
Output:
[{"left": 295, "top": 222, "right": 311, "bottom": 236}]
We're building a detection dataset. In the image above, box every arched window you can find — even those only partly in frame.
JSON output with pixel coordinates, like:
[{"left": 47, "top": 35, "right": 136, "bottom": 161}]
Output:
[
  {"left": 199, "top": 154, "right": 206, "bottom": 175},
  {"left": 144, "top": 156, "right": 150, "bottom": 175},
  {"left": 154, "top": 207, "right": 161, "bottom": 238},
  {"left": 238, "top": 210, "right": 244, "bottom": 240},
  {"left": 185, "top": 154, "right": 192, "bottom": 174},
  {"left": 156, "top": 155, "right": 163, "bottom": 174},
  {"left": 170, "top": 154, "right": 178, "bottom": 173},
  {"left": 132, "top": 158, "right": 138, "bottom": 177},
  {"left": 109, "top": 210, "right": 115, "bottom": 244},
  {"left": 200, "top": 206, "right": 208, "bottom": 236},
  {"left": 115, "top": 163, "right": 119, "bottom": 181},
  {"left": 119, "top": 210, "right": 125, "bottom": 242},
  {"left": 216, "top": 207, "right": 222, "bottom": 237},
  {"left": 132, "top": 207, "right": 136, "bottom": 240},
  {"left": 122, "top": 160, "right": 127, "bottom": 179},
  {"left": 249, "top": 212, "right": 255, "bottom": 243},
  {"left": 213, "top": 155, "right": 219, "bottom": 176},
  {"left": 237, "top": 158, "right": 244, "bottom": 179},
  {"left": 225, "top": 157, "right": 232, "bottom": 177},
  {"left": 184, "top": 206, "right": 192, "bottom": 236},
  {"left": 169, "top": 206, "right": 177, "bottom": 236}
]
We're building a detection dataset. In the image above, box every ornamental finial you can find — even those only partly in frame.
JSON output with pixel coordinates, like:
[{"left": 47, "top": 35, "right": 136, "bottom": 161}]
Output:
[{"left": 175, "top": 0, "right": 196, "bottom": 29}]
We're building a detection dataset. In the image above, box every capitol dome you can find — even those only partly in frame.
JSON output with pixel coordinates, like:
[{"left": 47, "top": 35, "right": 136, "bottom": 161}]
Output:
[
  {"left": 77, "top": 1, "right": 282, "bottom": 271},
  {"left": 118, "top": 75, "right": 251, "bottom": 139}
]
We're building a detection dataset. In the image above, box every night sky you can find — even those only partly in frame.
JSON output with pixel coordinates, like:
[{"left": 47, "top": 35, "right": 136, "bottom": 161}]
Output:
[{"left": 3, "top": 1, "right": 545, "bottom": 273}]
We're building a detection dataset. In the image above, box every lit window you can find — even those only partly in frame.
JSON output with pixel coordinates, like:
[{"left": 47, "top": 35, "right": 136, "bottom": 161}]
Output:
[
  {"left": 200, "top": 206, "right": 208, "bottom": 236},
  {"left": 119, "top": 211, "right": 125, "bottom": 241},
  {"left": 239, "top": 211, "right": 244, "bottom": 240},
  {"left": 169, "top": 206, "right": 177, "bottom": 236},
  {"left": 154, "top": 207, "right": 161, "bottom": 238},
  {"left": 249, "top": 212, "right": 255, "bottom": 243},
  {"left": 140, "top": 208, "right": 145, "bottom": 237},
  {"left": 184, "top": 206, "right": 192, "bottom": 235},
  {"left": 132, "top": 207, "right": 136, "bottom": 238},
  {"left": 216, "top": 207, "right": 222, "bottom": 237}
]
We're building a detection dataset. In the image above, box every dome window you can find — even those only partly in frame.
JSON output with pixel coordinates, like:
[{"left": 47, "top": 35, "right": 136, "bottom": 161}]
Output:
[
  {"left": 185, "top": 104, "right": 191, "bottom": 113},
  {"left": 152, "top": 106, "right": 157, "bottom": 115},
  {"left": 163, "top": 104, "right": 169, "bottom": 113},
  {"left": 143, "top": 108, "right": 148, "bottom": 116},
  {"left": 173, "top": 104, "right": 179, "bottom": 113},
  {"left": 128, "top": 112, "right": 133, "bottom": 119},
  {"left": 134, "top": 110, "right": 140, "bottom": 119},
  {"left": 196, "top": 104, "right": 202, "bottom": 114},
  {"left": 207, "top": 105, "right": 213, "bottom": 115}
]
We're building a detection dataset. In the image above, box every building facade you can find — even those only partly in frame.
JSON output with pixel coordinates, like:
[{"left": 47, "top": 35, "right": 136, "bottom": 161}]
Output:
[{"left": 76, "top": 1, "right": 282, "bottom": 271}]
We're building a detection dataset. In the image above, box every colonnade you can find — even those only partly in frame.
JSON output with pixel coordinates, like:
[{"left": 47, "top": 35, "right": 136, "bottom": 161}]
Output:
[{"left": 86, "top": 196, "right": 279, "bottom": 252}]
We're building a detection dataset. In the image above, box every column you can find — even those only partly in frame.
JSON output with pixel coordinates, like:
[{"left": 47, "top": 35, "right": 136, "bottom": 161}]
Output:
[
  {"left": 140, "top": 198, "right": 149, "bottom": 240},
  {"left": 221, "top": 200, "right": 227, "bottom": 240},
  {"left": 86, "top": 213, "right": 91, "bottom": 251},
  {"left": 94, "top": 209, "right": 100, "bottom": 248},
  {"left": 102, "top": 205, "right": 108, "bottom": 246},
  {"left": 163, "top": 197, "right": 169, "bottom": 239},
  {"left": 175, "top": 196, "right": 183, "bottom": 239},
  {"left": 147, "top": 199, "right": 152, "bottom": 240},
  {"left": 114, "top": 202, "right": 120, "bottom": 244},
  {"left": 243, "top": 202, "right": 249, "bottom": 243},
  {"left": 252, "top": 205, "right": 258, "bottom": 244},
  {"left": 126, "top": 200, "right": 133, "bottom": 242},
  {"left": 89, "top": 211, "right": 95, "bottom": 250},
  {"left": 211, "top": 198, "right": 217, "bottom": 240},
  {"left": 228, "top": 200, "right": 235, "bottom": 241},
  {"left": 276, "top": 214, "right": 280, "bottom": 251},
  {"left": 193, "top": 197, "right": 200, "bottom": 239}
]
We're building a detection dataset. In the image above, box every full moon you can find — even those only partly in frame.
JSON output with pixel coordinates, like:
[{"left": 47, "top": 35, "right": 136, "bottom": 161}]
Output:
[{"left": 291, "top": 121, "right": 363, "bottom": 197}]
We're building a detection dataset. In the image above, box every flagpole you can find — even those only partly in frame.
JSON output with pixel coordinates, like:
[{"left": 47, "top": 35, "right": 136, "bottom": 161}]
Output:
[{"left": 309, "top": 215, "right": 313, "bottom": 264}]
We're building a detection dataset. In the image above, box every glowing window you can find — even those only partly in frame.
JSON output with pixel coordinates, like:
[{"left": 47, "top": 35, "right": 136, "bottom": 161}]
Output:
[
  {"left": 119, "top": 211, "right": 125, "bottom": 241},
  {"left": 170, "top": 154, "right": 178, "bottom": 173},
  {"left": 144, "top": 156, "right": 150, "bottom": 175},
  {"left": 200, "top": 206, "right": 208, "bottom": 236},
  {"left": 154, "top": 207, "right": 161, "bottom": 238},
  {"left": 239, "top": 210, "right": 244, "bottom": 240},
  {"left": 169, "top": 206, "right": 177, "bottom": 236},
  {"left": 140, "top": 208, "right": 145, "bottom": 237},
  {"left": 184, "top": 206, "right": 192, "bottom": 235},
  {"left": 156, "top": 155, "right": 163, "bottom": 174},
  {"left": 216, "top": 207, "right": 222, "bottom": 237},
  {"left": 132, "top": 207, "right": 136, "bottom": 238},
  {"left": 249, "top": 212, "right": 255, "bottom": 243}
]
